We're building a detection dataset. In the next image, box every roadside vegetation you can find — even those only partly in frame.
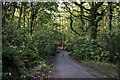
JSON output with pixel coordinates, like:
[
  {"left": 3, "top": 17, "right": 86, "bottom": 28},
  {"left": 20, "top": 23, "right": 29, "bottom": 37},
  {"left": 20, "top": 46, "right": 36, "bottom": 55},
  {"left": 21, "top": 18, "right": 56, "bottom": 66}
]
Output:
[
  {"left": 2, "top": 2, "right": 60, "bottom": 79},
  {"left": 63, "top": 2, "right": 120, "bottom": 78},
  {"left": 2, "top": 1, "right": 120, "bottom": 79}
]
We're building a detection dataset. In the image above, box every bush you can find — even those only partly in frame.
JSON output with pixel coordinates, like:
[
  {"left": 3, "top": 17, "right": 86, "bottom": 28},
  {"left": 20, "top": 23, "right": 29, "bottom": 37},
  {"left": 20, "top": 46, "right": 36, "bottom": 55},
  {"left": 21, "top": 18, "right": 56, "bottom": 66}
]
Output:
[{"left": 2, "top": 25, "right": 57, "bottom": 78}]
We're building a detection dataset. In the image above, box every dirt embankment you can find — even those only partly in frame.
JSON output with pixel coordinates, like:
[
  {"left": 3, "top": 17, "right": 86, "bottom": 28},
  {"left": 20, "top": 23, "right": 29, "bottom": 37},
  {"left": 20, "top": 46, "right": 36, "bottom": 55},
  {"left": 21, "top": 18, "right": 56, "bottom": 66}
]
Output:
[{"left": 79, "top": 60, "right": 118, "bottom": 79}]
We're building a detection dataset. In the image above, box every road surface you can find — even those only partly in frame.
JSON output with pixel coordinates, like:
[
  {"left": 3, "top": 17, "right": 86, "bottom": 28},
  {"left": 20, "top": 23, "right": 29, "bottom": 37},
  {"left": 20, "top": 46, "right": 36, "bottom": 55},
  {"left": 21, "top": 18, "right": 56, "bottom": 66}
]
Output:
[{"left": 53, "top": 50, "right": 96, "bottom": 78}]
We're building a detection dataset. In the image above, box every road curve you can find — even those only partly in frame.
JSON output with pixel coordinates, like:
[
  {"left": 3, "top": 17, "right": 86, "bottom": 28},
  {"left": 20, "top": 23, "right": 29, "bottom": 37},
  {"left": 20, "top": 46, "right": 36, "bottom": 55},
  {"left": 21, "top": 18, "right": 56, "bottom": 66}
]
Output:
[{"left": 53, "top": 50, "right": 96, "bottom": 78}]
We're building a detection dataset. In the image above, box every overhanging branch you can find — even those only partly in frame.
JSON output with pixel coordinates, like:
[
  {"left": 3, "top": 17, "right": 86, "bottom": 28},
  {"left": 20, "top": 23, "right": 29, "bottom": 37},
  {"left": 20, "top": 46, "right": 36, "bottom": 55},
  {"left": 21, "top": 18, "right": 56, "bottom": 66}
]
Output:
[
  {"left": 70, "top": 14, "right": 81, "bottom": 36},
  {"left": 74, "top": 2, "right": 91, "bottom": 11},
  {"left": 63, "top": 2, "right": 90, "bottom": 21}
]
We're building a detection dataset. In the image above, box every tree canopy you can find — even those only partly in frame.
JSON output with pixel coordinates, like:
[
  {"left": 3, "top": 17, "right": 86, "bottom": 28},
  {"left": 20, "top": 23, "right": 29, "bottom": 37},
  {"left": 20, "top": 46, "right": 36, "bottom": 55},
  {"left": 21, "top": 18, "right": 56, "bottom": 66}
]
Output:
[{"left": 2, "top": 1, "right": 120, "bottom": 79}]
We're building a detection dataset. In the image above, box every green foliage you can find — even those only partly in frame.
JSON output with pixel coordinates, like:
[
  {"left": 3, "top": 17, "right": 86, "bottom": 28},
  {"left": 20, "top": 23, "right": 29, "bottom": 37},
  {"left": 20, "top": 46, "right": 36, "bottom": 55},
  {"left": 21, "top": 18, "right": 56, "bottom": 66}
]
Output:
[
  {"left": 67, "top": 34, "right": 120, "bottom": 63},
  {"left": 64, "top": 2, "right": 120, "bottom": 64},
  {"left": 2, "top": 1, "right": 120, "bottom": 79},
  {"left": 2, "top": 2, "right": 59, "bottom": 79}
]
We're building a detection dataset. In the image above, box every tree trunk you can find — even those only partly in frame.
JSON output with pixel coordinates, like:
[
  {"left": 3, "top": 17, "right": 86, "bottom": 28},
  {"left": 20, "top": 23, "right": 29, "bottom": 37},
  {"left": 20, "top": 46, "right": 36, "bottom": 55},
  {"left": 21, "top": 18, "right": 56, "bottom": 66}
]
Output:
[
  {"left": 10, "top": 3, "right": 16, "bottom": 23},
  {"left": 23, "top": 5, "right": 26, "bottom": 29},
  {"left": 18, "top": 3, "right": 22, "bottom": 29},
  {"left": 2, "top": 2, "right": 8, "bottom": 25},
  {"left": 90, "top": 2, "right": 98, "bottom": 40},
  {"left": 30, "top": 2, "right": 35, "bottom": 35},
  {"left": 108, "top": 2, "right": 114, "bottom": 62},
  {"left": 30, "top": 13, "right": 34, "bottom": 35}
]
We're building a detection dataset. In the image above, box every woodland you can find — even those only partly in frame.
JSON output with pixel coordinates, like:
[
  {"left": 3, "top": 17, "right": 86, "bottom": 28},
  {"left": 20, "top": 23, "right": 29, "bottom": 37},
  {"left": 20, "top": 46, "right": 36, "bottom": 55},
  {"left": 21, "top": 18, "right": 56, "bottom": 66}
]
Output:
[{"left": 2, "top": 1, "right": 120, "bottom": 79}]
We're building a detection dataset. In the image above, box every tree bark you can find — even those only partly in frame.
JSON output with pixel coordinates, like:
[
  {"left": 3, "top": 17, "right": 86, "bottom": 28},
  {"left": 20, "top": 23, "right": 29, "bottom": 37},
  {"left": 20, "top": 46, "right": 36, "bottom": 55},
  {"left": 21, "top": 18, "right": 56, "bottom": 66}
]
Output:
[
  {"left": 18, "top": 3, "right": 23, "bottom": 29},
  {"left": 23, "top": 5, "right": 26, "bottom": 28},
  {"left": 108, "top": 2, "right": 114, "bottom": 62},
  {"left": 10, "top": 3, "right": 16, "bottom": 23},
  {"left": 90, "top": 2, "right": 98, "bottom": 40},
  {"left": 70, "top": 14, "right": 80, "bottom": 36}
]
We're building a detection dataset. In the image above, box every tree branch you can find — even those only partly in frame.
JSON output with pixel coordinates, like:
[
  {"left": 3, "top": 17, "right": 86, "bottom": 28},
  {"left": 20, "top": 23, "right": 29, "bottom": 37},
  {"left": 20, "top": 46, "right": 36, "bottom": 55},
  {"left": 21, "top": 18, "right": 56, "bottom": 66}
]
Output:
[
  {"left": 63, "top": 2, "right": 90, "bottom": 21},
  {"left": 96, "top": 5, "right": 109, "bottom": 22},
  {"left": 70, "top": 14, "right": 80, "bottom": 36},
  {"left": 74, "top": 2, "right": 91, "bottom": 11}
]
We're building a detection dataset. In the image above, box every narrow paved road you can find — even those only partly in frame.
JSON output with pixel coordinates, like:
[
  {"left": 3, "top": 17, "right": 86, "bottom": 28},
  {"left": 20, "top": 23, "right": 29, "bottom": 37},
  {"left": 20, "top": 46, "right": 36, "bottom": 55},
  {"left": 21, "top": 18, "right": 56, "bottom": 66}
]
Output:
[{"left": 53, "top": 50, "right": 96, "bottom": 78}]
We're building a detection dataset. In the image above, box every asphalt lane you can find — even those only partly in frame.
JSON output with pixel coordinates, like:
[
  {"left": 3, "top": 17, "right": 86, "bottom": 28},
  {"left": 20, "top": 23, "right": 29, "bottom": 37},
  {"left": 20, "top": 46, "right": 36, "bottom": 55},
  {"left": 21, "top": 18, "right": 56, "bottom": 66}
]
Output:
[{"left": 53, "top": 50, "right": 96, "bottom": 78}]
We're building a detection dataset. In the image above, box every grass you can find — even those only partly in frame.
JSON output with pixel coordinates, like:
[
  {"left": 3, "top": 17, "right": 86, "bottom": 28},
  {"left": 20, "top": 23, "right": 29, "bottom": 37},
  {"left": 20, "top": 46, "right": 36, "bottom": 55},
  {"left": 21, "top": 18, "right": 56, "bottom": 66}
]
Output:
[
  {"left": 80, "top": 60, "right": 118, "bottom": 78},
  {"left": 96, "top": 61, "right": 117, "bottom": 70},
  {"left": 96, "top": 61, "right": 118, "bottom": 78}
]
